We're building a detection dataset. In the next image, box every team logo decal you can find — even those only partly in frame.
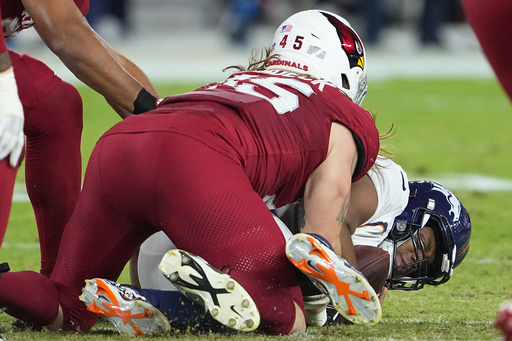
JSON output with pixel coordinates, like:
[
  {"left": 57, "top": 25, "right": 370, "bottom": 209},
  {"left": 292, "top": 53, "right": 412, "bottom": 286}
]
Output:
[
  {"left": 430, "top": 182, "right": 461, "bottom": 222},
  {"left": 321, "top": 12, "right": 365, "bottom": 70}
]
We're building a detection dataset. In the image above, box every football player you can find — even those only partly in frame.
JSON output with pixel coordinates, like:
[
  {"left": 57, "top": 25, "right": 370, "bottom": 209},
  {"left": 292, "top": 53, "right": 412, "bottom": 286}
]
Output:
[
  {"left": 0, "top": 5, "right": 24, "bottom": 245},
  {"left": 85, "top": 160, "right": 471, "bottom": 334},
  {"left": 0, "top": 9, "right": 381, "bottom": 335},
  {"left": 0, "top": 0, "right": 159, "bottom": 277},
  {"left": 0, "top": 6, "right": 23, "bottom": 169}
]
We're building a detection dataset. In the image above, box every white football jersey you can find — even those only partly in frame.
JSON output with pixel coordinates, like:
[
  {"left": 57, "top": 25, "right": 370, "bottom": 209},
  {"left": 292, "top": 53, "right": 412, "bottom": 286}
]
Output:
[
  {"left": 267, "top": 156, "right": 409, "bottom": 247},
  {"left": 351, "top": 156, "right": 409, "bottom": 247}
]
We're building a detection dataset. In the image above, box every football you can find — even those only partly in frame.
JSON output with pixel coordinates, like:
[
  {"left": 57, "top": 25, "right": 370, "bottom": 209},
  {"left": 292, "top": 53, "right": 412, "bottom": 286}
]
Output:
[{"left": 354, "top": 245, "right": 390, "bottom": 294}]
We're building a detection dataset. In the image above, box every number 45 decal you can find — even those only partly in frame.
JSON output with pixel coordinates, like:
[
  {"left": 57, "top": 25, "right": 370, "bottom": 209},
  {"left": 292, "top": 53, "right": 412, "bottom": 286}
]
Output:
[
  {"left": 279, "top": 35, "right": 305, "bottom": 50},
  {"left": 225, "top": 73, "right": 315, "bottom": 114}
]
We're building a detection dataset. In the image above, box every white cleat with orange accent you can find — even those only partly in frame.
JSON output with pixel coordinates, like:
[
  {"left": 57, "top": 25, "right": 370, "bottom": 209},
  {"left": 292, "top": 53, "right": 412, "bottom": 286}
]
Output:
[
  {"left": 80, "top": 278, "right": 170, "bottom": 335},
  {"left": 286, "top": 233, "right": 382, "bottom": 325}
]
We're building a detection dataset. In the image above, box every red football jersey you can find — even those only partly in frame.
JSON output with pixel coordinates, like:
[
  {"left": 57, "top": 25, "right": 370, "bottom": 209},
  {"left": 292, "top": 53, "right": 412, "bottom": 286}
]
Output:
[
  {"left": 108, "top": 70, "right": 380, "bottom": 207},
  {"left": 1, "top": 0, "right": 89, "bottom": 38}
]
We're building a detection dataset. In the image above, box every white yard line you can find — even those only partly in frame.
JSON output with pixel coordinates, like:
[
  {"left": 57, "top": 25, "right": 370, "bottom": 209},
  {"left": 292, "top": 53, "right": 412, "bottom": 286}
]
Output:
[{"left": 12, "top": 174, "right": 512, "bottom": 204}]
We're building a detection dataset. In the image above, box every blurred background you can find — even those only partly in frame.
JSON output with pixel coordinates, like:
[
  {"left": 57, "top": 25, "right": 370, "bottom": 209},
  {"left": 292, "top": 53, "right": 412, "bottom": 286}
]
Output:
[{"left": 6, "top": 0, "right": 495, "bottom": 83}]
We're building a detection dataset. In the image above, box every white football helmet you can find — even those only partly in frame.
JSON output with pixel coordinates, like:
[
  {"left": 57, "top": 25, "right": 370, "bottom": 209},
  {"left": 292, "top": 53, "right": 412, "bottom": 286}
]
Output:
[{"left": 266, "top": 10, "right": 368, "bottom": 105}]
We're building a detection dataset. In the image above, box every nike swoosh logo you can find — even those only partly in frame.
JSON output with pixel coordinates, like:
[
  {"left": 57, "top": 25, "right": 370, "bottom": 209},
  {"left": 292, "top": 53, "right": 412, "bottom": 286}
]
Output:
[
  {"left": 307, "top": 260, "right": 317, "bottom": 270},
  {"left": 401, "top": 172, "right": 407, "bottom": 191},
  {"left": 230, "top": 305, "right": 243, "bottom": 317}
]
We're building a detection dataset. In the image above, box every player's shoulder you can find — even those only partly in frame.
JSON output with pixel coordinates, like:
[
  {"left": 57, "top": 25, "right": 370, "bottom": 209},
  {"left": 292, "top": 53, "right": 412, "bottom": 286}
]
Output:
[
  {"left": 368, "top": 156, "right": 408, "bottom": 191},
  {"left": 364, "top": 156, "right": 409, "bottom": 225}
]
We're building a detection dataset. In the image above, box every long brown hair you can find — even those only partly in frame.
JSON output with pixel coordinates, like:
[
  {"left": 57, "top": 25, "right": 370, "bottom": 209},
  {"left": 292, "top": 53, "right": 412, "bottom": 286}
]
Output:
[{"left": 223, "top": 47, "right": 278, "bottom": 73}]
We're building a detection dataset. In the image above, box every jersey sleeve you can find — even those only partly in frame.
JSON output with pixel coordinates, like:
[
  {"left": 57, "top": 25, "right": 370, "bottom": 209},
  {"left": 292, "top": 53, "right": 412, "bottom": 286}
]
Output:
[{"left": 351, "top": 156, "right": 409, "bottom": 247}]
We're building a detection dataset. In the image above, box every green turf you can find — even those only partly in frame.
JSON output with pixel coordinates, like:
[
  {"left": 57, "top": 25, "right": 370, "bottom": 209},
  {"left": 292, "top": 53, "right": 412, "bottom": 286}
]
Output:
[{"left": 1, "top": 77, "right": 511, "bottom": 340}]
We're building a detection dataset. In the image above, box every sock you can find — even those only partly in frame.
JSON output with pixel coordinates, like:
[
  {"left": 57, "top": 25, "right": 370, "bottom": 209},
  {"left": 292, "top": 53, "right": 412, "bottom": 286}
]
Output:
[
  {"left": 306, "top": 233, "right": 334, "bottom": 251},
  {"left": 141, "top": 288, "right": 233, "bottom": 333}
]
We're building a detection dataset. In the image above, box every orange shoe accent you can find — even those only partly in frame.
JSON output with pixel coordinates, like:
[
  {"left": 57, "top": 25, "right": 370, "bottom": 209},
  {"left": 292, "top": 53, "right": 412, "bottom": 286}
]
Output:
[
  {"left": 84, "top": 280, "right": 151, "bottom": 335},
  {"left": 289, "top": 235, "right": 371, "bottom": 316}
]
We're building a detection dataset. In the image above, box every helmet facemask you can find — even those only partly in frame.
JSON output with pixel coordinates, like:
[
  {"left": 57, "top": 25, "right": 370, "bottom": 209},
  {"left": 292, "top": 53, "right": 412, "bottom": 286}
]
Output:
[{"left": 385, "top": 213, "right": 433, "bottom": 291}]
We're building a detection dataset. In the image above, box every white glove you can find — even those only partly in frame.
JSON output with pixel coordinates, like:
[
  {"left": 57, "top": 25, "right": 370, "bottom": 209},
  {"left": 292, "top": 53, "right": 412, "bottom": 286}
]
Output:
[{"left": 0, "top": 67, "right": 24, "bottom": 167}]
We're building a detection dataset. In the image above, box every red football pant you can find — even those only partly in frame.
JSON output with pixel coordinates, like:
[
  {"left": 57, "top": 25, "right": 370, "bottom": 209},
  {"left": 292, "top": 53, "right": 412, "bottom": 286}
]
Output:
[
  {"left": 462, "top": 0, "right": 512, "bottom": 102},
  {"left": 0, "top": 51, "right": 82, "bottom": 277}
]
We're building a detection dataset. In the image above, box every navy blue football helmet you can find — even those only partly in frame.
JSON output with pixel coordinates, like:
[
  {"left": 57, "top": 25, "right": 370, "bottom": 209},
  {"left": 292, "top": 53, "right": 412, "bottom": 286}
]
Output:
[{"left": 382, "top": 181, "right": 471, "bottom": 290}]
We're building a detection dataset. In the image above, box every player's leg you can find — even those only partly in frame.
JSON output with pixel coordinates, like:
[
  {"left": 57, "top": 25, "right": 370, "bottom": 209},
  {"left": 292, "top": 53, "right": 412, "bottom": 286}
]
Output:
[
  {"left": 0, "top": 269, "right": 62, "bottom": 329},
  {"left": 136, "top": 231, "right": 178, "bottom": 291},
  {"left": 87, "top": 215, "right": 298, "bottom": 335},
  {"left": 148, "top": 134, "right": 305, "bottom": 335},
  {"left": 0, "top": 158, "right": 18, "bottom": 245},
  {"left": 49, "top": 135, "right": 159, "bottom": 331},
  {"left": 49, "top": 127, "right": 304, "bottom": 334},
  {"left": 462, "top": 0, "right": 512, "bottom": 101},
  {"left": 0, "top": 132, "right": 156, "bottom": 332},
  {"left": 1, "top": 131, "right": 199, "bottom": 332},
  {"left": 10, "top": 51, "right": 83, "bottom": 277}
]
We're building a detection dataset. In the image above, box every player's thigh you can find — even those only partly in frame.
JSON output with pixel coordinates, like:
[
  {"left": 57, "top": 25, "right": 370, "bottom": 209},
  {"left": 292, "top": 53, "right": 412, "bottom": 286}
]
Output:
[{"left": 153, "top": 135, "right": 303, "bottom": 334}]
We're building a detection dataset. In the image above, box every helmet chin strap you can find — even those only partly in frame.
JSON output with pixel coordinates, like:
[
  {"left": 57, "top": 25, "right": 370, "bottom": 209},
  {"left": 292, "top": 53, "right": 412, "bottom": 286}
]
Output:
[
  {"left": 441, "top": 247, "right": 456, "bottom": 276},
  {"left": 420, "top": 198, "right": 455, "bottom": 277},
  {"left": 378, "top": 239, "right": 395, "bottom": 278},
  {"left": 420, "top": 199, "right": 436, "bottom": 227}
]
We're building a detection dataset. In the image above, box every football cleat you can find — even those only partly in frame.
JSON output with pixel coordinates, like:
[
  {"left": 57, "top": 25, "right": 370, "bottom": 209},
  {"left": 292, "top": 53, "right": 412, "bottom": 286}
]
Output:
[
  {"left": 286, "top": 233, "right": 382, "bottom": 325},
  {"left": 325, "top": 302, "right": 350, "bottom": 326},
  {"left": 80, "top": 278, "right": 170, "bottom": 335},
  {"left": 159, "top": 249, "right": 260, "bottom": 332}
]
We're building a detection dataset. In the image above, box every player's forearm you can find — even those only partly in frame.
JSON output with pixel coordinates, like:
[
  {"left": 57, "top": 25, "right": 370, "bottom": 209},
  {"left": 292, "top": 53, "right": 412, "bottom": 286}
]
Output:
[
  {"left": 112, "top": 50, "right": 159, "bottom": 98},
  {"left": 26, "top": 0, "right": 156, "bottom": 117},
  {"left": 47, "top": 27, "right": 149, "bottom": 118},
  {"left": 338, "top": 224, "right": 357, "bottom": 266},
  {"left": 302, "top": 176, "right": 352, "bottom": 255}
]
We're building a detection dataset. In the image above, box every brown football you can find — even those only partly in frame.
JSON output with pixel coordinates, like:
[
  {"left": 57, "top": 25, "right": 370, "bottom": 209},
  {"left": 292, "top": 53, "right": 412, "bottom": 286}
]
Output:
[{"left": 354, "top": 245, "right": 390, "bottom": 294}]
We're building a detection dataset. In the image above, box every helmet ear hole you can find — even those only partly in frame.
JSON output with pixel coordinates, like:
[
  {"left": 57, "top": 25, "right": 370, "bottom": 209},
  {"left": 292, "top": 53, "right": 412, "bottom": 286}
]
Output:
[{"left": 341, "top": 74, "right": 350, "bottom": 89}]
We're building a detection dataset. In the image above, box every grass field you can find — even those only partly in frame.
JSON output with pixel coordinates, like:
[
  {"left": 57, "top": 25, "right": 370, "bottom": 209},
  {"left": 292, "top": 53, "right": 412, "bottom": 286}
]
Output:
[{"left": 1, "top": 76, "right": 511, "bottom": 340}]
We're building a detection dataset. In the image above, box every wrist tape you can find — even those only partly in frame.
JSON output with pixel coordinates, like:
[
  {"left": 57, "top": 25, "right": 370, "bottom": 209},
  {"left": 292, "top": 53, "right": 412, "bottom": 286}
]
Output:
[{"left": 133, "top": 88, "right": 157, "bottom": 115}]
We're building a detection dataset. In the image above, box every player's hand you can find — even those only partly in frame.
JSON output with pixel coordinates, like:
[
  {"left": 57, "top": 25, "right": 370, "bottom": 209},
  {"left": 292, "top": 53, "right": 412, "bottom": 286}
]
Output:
[
  {"left": 0, "top": 67, "right": 25, "bottom": 167},
  {"left": 0, "top": 115, "right": 24, "bottom": 167}
]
